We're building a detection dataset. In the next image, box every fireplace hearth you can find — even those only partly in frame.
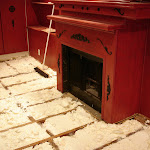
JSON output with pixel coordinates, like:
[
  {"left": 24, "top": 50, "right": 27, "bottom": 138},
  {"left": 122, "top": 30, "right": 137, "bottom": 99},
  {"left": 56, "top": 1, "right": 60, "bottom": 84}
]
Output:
[{"left": 62, "top": 45, "right": 103, "bottom": 112}]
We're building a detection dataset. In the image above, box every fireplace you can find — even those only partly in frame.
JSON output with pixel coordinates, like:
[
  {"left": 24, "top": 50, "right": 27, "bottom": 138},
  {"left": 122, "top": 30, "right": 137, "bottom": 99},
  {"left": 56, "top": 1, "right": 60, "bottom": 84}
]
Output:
[
  {"left": 47, "top": 0, "right": 150, "bottom": 123},
  {"left": 62, "top": 45, "right": 103, "bottom": 112}
]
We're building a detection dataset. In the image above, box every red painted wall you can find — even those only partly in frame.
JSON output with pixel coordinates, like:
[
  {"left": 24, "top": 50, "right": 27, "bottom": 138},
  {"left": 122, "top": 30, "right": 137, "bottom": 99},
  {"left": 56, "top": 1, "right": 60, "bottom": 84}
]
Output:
[{"left": 0, "top": 0, "right": 27, "bottom": 54}]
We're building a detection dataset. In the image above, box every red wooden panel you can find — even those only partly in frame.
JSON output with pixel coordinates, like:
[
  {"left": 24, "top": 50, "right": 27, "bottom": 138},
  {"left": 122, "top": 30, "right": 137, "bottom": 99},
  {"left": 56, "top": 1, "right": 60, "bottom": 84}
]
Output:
[
  {"left": 0, "top": 12, "right": 4, "bottom": 55},
  {"left": 45, "top": 33, "right": 58, "bottom": 71},
  {"left": 111, "top": 20, "right": 148, "bottom": 123},
  {"left": 1, "top": 0, "right": 27, "bottom": 54},
  {"left": 140, "top": 23, "right": 150, "bottom": 118},
  {"left": 28, "top": 28, "right": 58, "bottom": 71},
  {"left": 28, "top": 28, "right": 46, "bottom": 63}
]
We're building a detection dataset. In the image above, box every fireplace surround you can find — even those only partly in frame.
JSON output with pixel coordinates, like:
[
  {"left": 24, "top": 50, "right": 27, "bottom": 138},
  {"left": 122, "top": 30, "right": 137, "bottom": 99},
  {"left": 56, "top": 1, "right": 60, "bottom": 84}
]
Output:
[{"left": 47, "top": 0, "right": 150, "bottom": 123}]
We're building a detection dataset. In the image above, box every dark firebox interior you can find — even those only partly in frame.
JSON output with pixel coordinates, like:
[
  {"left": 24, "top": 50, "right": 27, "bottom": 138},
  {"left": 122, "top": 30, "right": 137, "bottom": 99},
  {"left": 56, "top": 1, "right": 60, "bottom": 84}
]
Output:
[{"left": 62, "top": 45, "right": 103, "bottom": 112}]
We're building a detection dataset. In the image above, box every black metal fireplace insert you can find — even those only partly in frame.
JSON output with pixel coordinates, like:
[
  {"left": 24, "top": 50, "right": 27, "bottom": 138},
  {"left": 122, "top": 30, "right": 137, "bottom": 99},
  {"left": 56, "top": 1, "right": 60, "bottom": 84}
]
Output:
[{"left": 62, "top": 45, "right": 103, "bottom": 112}]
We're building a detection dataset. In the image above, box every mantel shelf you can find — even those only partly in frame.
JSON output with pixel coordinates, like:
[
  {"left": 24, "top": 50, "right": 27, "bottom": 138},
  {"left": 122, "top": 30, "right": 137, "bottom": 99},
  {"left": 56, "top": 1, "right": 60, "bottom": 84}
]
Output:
[
  {"left": 28, "top": 25, "right": 56, "bottom": 33},
  {"left": 32, "top": 2, "right": 54, "bottom": 5},
  {"left": 47, "top": 15, "right": 125, "bottom": 31}
]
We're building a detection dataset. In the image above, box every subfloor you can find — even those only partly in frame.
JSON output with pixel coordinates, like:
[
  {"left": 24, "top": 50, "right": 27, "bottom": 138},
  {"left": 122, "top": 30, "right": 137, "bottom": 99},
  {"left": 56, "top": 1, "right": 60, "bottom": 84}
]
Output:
[{"left": 0, "top": 53, "right": 150, "bottom": 150}]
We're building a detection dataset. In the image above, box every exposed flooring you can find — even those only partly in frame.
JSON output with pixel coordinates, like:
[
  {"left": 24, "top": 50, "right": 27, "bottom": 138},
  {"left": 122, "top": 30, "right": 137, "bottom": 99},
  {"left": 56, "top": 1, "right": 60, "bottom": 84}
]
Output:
[{"left": 0, "top": 54, "right": 150, "bottom": 150}]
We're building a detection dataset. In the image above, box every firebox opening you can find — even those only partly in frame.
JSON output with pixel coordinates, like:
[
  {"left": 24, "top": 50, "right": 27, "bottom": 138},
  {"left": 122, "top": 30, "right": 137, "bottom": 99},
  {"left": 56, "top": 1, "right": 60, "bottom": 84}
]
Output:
[{"left": 62, "top": 45, "right": 103, "bottom": 113}]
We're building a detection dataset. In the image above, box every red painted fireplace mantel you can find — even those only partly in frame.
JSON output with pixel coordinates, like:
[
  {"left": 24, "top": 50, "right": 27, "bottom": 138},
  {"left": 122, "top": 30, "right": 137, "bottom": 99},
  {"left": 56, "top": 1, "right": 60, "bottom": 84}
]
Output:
[{"left": 47, "top": 0, "right": 150, "bottom": 123}]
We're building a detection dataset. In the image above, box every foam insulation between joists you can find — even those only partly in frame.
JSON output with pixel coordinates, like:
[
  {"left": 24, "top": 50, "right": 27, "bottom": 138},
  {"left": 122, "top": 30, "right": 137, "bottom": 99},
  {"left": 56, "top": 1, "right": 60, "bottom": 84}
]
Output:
[
  {"left": 23, "top": 142, "right": 55, "bottom": 150},
  {"left": 0, "top": 97, "right": 23, "bottom": 113},
  {"left": 0, "top": 55, "right": 150, "bottom": 150},
  {"left": 42, "top": 106, "right": 96, "bottom": 135},
  {"left": 0, "top": 113, "right": 30, "bottom": 131},
  {"left": 8, "top": 76, "right": 57, "bottom": 95},
  {"left": 6, "top": 57, "right": 36, "bottom": 74},
  {"left": 27, "top": 97, "right": 82, "bottom": 120},
  {"left": 0, "top": 123, "right": 50, "bottom": 150},
  {"left": 103, "top": 126, "right": 150, "bottom": 150},
  {"left": 0, "top": 72, "right": 42, "bottom": 87},
  {"left": 0, "top": 98, "right": 30, "bottom": 131},
  {"left": 54, "top": 120, "right": 145, "bottom": 150},
  {"left": 0, "top": 83, "right": 3, "bottom": 88},
  {"left": 0, "top": 88, "right": 10, "bottom": 99},
  {"left": 14, "top": 87, "right": 63, "bottom": 107},
  {"left": 0, "top": 62, "right": 18, "bottom": 78}
]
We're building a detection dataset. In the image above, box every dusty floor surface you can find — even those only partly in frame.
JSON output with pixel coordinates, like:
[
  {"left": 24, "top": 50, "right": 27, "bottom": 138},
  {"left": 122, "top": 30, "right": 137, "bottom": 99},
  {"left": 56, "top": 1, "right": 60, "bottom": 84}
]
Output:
[{"left": 0, "top": 55, "right": 150, "bottom": 150}]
